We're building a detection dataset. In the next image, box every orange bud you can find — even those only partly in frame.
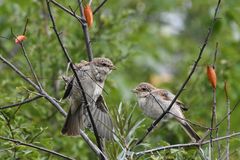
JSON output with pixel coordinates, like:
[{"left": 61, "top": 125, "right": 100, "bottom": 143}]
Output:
[
  {"left": 84, "top": 5, "right": 93, "bottom": 27},
  {"left": 15, "top": 35, "right": 26, "bottom": 44},
  {"left": 207, "top": 65, "right": 217, "bottom": 89}
]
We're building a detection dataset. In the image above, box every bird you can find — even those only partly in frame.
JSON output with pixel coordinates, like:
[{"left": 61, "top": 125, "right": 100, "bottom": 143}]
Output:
[
  {"left": 61, "top": 57, "right": 115, "bottom": 140},
  {"left": 132, "top": 82, "right": 200, "bottom": 142}
]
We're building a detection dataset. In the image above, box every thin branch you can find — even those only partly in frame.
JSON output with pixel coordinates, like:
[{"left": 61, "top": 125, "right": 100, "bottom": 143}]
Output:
[
  {"left": 210, "top": 87, "right": 217, "bottom": 158},
  {"left": 0, "top": 135, "right": 75, "bottom": 160},
  {"left": 93, "top": 0, "right": 107, "bottom": 15},
  {"left": 22, "top": 18, "right": 29, "bottom": 35},
  {"left": 134, "top": 0, "right": 222, "bottom": 146},
  {"left": 224, "top": 81, "right": 230, "bottom": 160},
  {"left": 199, "top": 97, "right": 240, "bottom": 144},
  {"left": 213, "top": 42, "right": 218, "bottom": 68},
  {"left": 0, "top": 95, "right": 42, "bottom": 110},
  {"left": 20, "top": 43, "right": 43, "bottom": 90},
  {"left": 77, "top": 0, "right": 93, "bottom": 61},
  {"left": 216, "top": 98, "right": 240, "bottom": 128},
  {"left": 134, "top": 132, "right": 240, "bottom": 157},
  {"left": 50, "top": 0, "right": 85, "bottom": 24},
  {"left": 11, "top": 29, "right": 43, "bottom": 90},
  {"left": 46, "top": 1, "right": 104, "bottom": 159}
]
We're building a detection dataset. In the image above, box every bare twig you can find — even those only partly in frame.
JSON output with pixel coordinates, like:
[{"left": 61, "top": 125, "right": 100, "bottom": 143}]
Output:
[
  {"left": 0, "top": 95, "right": 42, "bottom": 110},
  {"left": 46, "top": 1, "right": 104, "bottom": 159},
  {"left": 224, "top": 81, "right": 230, "bottom": 160},
  {"left": 22, "top": 18, "right": 29, "bottom": 35},
  {"left": 0, "top": 135, "right": 75, "bottom": 160},
  {"left": 134, "top": 0, "right": 222, "bottom": 146},
  {"left": 210, "top": 87, "right": 217, "bottom": 158},
  {"left": 209, "top": 43, "right": 219, "bottom": 158},
  {"left": 199, "top": 98, "right": 240, "bottom": 144},
  {"left": 11, "top": 28, "right": 43, "bottom": 90},
  {"left": 50, "top": 0, "right": 85, "bottom": 24},
  {"left": 213, "top": 42, "right": 218, "bottom": 68},
  {"left": 93, "top": 0, "right": 107, "bottom": 15},
  {"left": 20, "top": 43, "right": 43, "bottom": 90},
  {"left": 134, "top": 132, "right": 240, "bottom": 157},
  {"left": 77, "top": 0, "right": 93, "bottom": 61},
  {"left": 216, "top": 99, "right": 240, "bottom": 128}
]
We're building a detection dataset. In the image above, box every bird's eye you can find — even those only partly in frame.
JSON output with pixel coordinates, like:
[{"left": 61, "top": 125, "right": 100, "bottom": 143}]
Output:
[
  {"left": 142, "top": 88, "right": 147, "bottom": 91},
  {"left": 102, "top": 63, "right": 107, "bottom": 67}
]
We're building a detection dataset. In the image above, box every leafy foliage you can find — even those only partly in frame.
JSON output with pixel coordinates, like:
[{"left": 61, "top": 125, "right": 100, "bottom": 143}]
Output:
[{"left": 0, "top": 0, "right": 240, "bottom": 159}]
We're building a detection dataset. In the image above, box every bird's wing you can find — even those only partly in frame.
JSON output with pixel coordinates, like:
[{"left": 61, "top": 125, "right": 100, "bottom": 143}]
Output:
[
  {"left": 83, "top": 95, "right": 113, "bottom": 140},
  {"left": 62, "top": 61, "right": 91, "bottom": 99},
  {"left": 62, "top": 76, "right": 74, "bottom": 99},
  {"left": 153, "top": 89, "right": 188, "bottom": 111}
]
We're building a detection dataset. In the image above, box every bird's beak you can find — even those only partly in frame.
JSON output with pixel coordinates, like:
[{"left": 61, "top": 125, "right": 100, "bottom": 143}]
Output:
[
  {"left": 131, "top": 88, "right": 138, "bottom": 93},
  {"left": 111, "top": 65, "right": 116, "bottom": 70}
]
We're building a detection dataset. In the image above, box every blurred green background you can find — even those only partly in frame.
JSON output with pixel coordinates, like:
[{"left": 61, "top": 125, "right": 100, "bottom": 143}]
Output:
[{"left": 0, "top": 0, "right": 240, "bottom": 159}]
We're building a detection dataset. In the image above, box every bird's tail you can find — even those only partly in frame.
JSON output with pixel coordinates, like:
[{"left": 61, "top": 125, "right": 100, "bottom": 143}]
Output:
[
  {"left": 180, "top": 121, "right": 200, "bottom": 142},
  {"left": 61, "top": 105, "right": 83, "bottom": 136}
]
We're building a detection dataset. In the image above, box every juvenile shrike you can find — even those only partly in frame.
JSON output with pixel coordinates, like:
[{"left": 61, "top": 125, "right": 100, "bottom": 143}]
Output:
[
  {"left": 132, "top": 82, "right": 200, "bottom": 142},
  {"left": 61, "top": 58, "right": 115, "bottom": 140}
]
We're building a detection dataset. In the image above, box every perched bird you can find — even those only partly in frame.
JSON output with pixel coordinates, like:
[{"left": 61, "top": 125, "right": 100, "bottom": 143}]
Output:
[
  {"left": 61, "top": 58, "right": 115, "bottom": 140},
  {"left": 132, "top": 82, "right": 200, "bottom": 142}
]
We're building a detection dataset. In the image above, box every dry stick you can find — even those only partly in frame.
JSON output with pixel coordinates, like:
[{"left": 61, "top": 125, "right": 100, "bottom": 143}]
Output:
[
  {"left": 22, "top": 18, "right": 29, "bottom": 35},
  {"left": 0, "top": 95, "right": 42, "bottom": 110},
  {"left": 93, "top": 0, "right": 107, "bottom": 15},
  {"left": 77, "top": 0, "right": 93, "bottom": 61},
  {"left": 134, "top": 0, "right": 222, "bottom": 146},
  {"left": 11, "top": 28, "right": 43, "bottom": 90},
  {"left": 50, "top": 0, "right": 85, "bottom": 24},
  {"left": 224, "top": 81, "right": 230, "bottom": 160},
  {"left": 213, "top": 43, "right": 218, "bottom": 68},
  {"left": 210, "top": 87, "right": 217, "bottom": 159},
  {"left": 46, "top": 1, "right": 104, "bottom": 159},
  {"left": 0, "top": 54, "right": 107, "bottom": 159},
  {"left": 20, "top": 43, "right": 43, "bottom": 90},
  {"left": 0, "top": 136, "right": 74, "bottom": 160},
  {"left": 215, "top": 43, "right": 221, "bottom": 160},
  {"left": 134, "top": 132, "right": 240, "bottom": 157}
]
